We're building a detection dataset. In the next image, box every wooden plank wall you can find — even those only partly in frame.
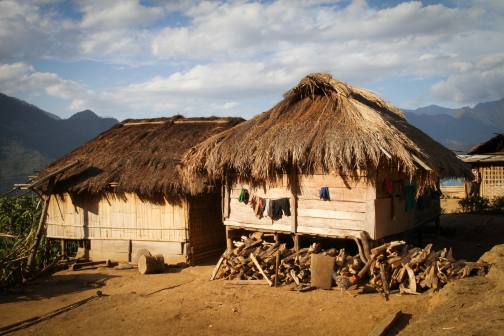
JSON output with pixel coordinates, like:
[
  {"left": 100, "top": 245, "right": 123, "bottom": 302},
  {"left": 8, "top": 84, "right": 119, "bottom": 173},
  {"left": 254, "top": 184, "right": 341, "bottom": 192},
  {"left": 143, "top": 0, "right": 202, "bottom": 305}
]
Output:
[
  {"left": 224, "top": 174, "right": 292, "bottom": 232},
  {"left": 296, "top": 172, "right": 374, "bottom": 238},
  {"left": 46, "top": 192, "right": 189, "bottom": 242},
  {"left": 224, "top": 171, "right": 377, "bottom": 239},
  {"left": 187, "top": 193, "right": 226, "bottom": 251},
  {"left": 374, "top": 169, "right": 415, "bottom": 239}
]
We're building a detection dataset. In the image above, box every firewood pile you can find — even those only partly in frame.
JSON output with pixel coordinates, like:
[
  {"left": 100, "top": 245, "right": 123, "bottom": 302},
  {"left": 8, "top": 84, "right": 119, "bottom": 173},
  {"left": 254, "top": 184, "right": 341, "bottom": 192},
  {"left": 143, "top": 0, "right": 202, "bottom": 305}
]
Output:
[
  {"left": 212, "top": 232, "right": 489, "bottom": 295},
  {"left": 362, "top": 241, "right": 488, "bottom": 296}
]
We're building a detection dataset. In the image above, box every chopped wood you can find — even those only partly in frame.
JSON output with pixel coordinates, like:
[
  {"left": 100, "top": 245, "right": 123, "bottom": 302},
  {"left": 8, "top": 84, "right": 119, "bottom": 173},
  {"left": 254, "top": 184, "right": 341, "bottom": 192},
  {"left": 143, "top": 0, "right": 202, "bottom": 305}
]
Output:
[
  {"left": 223, "top": 280, "right": 269, "bottom": 285},
  {"left": 250, "top": 253, "right": 273, "bottom": 286},
  {"left": 209, "top": 237, "right": 488, "bottom": 296}
]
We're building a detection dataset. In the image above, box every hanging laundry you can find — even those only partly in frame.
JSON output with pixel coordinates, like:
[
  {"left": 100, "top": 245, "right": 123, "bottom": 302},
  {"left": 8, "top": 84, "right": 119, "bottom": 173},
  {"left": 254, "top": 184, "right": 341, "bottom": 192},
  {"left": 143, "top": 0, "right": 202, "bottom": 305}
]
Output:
[
  {"left": 319, "top": 187, "right": 330, "bottom": 201},
  {"left": 272, "top": 198, "right": 291, "bottom": 219},
  {"left": 249, "top": 195, "right": 264, "bottom": 219},
  {"left": 238, "top": 188, "right": 249, "bottom": 204},
  {"left": 383, "top": 179, "right": 393, "bottom": 195},
  {"left": 405, "top": 186, "right": 415, "bottom": 211},
  {"left": 263, "top": 199, "right": 272, "bottom": 218}
]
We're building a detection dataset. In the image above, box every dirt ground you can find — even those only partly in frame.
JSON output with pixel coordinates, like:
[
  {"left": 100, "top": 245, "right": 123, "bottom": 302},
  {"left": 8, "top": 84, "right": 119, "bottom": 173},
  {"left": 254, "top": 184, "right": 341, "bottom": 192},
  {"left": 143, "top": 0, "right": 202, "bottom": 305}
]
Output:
[{"left": 1, "top": 202, "right": 504, "bottom": 336}]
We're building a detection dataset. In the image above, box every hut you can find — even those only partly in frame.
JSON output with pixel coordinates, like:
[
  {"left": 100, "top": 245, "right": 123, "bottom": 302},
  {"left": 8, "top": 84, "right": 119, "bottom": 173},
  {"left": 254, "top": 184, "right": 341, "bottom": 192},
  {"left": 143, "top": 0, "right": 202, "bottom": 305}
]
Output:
[
  {"left": 181, "top": 73, "right": 471, "bottom": 250},
  {"left": 459, "top": 133, "right": 504, "bottom": 197},
  {"left": 30, "top": 115, "right": 244, "bottom": 265}
]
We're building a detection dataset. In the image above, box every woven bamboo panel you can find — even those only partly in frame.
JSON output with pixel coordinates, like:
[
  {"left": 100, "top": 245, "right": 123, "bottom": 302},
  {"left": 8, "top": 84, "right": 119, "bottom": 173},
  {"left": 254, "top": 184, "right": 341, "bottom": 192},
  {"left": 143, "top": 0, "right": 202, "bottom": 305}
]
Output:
[{"left": 46, "top": 192, "right": 189, "bottom": 242}]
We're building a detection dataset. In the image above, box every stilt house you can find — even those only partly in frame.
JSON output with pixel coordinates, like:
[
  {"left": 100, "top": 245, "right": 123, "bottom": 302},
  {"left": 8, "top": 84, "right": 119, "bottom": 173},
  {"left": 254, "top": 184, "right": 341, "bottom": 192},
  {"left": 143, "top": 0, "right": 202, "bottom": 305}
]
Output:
[
  {"left": 32, "top": 116, "right": 244, "bottom": 265},
  {"left": 459, "top": 133, "right": 504, "bottom": 197},
  {"left": 181, "top": 73, "right": 471, "bottom": 249}
]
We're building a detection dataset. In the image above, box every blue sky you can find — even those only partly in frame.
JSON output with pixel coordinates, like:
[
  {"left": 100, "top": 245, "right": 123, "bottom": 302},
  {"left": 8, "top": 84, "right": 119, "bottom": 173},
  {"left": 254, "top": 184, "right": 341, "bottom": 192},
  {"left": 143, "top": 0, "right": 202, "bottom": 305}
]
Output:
[{"left": 1, "top": 0, "right": 503, "bottom": 120}]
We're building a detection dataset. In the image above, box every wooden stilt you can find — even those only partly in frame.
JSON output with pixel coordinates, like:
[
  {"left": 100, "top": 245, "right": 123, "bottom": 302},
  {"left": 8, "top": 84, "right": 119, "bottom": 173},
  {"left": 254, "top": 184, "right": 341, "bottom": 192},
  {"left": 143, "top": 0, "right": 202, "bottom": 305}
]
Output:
[
  {"left": 26, "top": 177, "right": 55, "bottom": 274},
  {"left": 61, "top": 239, "right": 67, "bottom": 259},
  {"left": 435, "top": 216, "right": 441, "bottom": 235},
  {"left": 293, "top": 235, "right": 300, "bottom": 251},
  {"left": 226, "top": 226, "right": 233, "bottom": 250},
  {"left": 44, "top": 238, "right": 51, "bottom": 267}
]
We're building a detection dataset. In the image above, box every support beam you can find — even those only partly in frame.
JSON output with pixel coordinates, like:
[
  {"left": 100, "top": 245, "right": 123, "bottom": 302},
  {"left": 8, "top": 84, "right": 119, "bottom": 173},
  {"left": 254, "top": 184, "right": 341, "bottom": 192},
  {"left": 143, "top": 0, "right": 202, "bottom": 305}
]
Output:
[
  {"left": 290, "top": 166, "right": 297, "bottom": 233},
  {"left": 26, "top": 177, "right": 55, "bottom": 273}
]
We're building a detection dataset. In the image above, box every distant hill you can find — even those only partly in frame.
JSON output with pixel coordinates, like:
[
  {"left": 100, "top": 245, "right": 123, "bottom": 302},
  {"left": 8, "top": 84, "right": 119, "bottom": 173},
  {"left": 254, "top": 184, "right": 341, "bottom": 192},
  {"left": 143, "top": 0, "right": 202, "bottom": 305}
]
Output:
[
  {"left": 402, "top": 98, "right": 504, "bottom": 153},
  {"left": 0, "top": 93, "right": 118, "bottom": 194},
  {"left": 402, "top": 105, "right": 460, "bottom": 116}
]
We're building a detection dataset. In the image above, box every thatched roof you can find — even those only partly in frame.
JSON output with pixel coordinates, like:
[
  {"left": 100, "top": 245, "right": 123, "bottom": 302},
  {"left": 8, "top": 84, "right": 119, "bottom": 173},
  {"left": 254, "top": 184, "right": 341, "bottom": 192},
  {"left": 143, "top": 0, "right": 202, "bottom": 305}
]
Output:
[
  {"left": 35, "top": 115, "right": 244, "bottom": 196},
  {"left": 467, "top": 133, "right": 504, "bottom": 154},
  {"left": 181, "top": 73, "right": 471, "bottom": 192}
]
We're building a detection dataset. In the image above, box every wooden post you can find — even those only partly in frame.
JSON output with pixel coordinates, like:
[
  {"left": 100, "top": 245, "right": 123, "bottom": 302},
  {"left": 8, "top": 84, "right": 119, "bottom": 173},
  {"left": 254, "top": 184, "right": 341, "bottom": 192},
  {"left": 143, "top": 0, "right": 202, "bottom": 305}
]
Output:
[
  {"left": 290, "top": 166, "right": 297, "bottom": 234},
  {"left": 44, "top": 238, "right": 51, "bottom": 267},
  {"left": 274, "top": 233, "right": 279, "bottom": 243},
  {"left": 222, "top": 175, "right": 230, "bottom": 220},
  {"left": 26, "top": 177, "right": 55, "bottom": 273},
  {"left": 417, "top": 225, "right": 423, "bottom": 247},
  {"left": 293, "top": 235, "right": 299, "bottom": 251},
  {"left": 274, "top": 250, "right": 280, "bottom": 287},
  {"left": 435, "top": 216, "right": 440, "bottom": 235},
  {"left": 226, "top": 226, "right": 233, "bottom": 250},
  {"left": 61, "top": 239, "right": 67, "bottom": 259}
]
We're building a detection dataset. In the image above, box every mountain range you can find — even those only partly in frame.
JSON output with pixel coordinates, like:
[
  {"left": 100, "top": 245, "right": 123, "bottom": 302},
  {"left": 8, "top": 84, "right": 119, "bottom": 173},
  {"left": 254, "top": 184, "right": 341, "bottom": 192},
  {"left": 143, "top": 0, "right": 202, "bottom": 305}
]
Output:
[
  {"left": 0, "top": 93, "right": 118, "bottom": 194},
  {"left": 1, "top": 92, "right": 503, "bottom": 194},
  {"left": 402, "top": 98, "right": 504, "bottom": 153}
]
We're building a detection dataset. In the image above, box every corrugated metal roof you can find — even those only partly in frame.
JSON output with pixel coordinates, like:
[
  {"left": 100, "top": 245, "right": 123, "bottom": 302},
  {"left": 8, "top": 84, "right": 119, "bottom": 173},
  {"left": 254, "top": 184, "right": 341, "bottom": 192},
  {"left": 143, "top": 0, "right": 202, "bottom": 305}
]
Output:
[{"left": 458, "top": 154, "right": 504, "bottom": 163}]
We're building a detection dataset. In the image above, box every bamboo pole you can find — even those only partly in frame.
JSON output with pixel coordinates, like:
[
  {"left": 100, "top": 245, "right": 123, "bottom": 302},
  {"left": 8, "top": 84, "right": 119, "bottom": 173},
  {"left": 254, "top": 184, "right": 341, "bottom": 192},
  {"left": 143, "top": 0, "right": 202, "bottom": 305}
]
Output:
[{"left": 26, "top": 177, "right": 55, "bottom": 274}]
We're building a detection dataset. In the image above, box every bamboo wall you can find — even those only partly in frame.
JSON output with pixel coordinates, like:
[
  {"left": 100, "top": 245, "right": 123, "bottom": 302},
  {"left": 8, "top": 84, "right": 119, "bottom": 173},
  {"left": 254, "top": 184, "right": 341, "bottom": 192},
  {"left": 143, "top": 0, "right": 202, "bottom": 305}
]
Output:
[
  {"left": 480, "top": 164, "right": 504, "bottom": 197},
  {"left": 46, "top": 191, "right": 228, "bottom": 264},
  {"left": 46, "top": 192, "right": 188, "bottom": 241}
]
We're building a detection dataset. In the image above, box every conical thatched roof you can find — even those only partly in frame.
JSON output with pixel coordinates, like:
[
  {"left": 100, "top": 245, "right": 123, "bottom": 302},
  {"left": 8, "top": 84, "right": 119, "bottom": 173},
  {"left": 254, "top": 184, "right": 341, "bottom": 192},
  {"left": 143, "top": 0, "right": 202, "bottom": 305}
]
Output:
[
  {"left": 35, "top": 115, "right": 244, "bottom": 196},
  {"left": 181, "top": 73, "right": 471, "bottom": 192},
  {"left": 467, "top": 133, "right": 504, "bottom": 154}
]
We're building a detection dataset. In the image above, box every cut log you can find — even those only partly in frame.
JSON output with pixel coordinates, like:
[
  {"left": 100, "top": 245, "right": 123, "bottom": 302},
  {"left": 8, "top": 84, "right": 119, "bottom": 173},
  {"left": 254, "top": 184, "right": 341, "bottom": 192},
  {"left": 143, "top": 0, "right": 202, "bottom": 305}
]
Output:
[{"left": 138, "top": 254, "right": 165, "bottom": 275}]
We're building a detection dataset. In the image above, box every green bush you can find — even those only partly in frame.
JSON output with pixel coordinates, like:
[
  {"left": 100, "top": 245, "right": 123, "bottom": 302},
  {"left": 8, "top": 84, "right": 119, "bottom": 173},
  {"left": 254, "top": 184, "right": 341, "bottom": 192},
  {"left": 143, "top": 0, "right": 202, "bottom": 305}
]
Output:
[
  {"left": 0, "top": 196, "right": 61, "bottom": 289},
  {"left": 458, "top": 196, "right": 490, "bottom": 213},
  {"left": 489, "top": 196, "right": 504, "bottom": 213},
  {"left": 458, "top": 196, "right": 504, "bottom": 214}
]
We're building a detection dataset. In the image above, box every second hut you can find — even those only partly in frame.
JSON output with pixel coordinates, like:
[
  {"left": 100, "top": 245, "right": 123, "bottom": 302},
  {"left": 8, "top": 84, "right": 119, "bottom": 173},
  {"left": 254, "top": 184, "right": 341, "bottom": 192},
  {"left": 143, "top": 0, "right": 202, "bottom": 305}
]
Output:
[{"left": 182, "top": 73, "right": 471, "bottom": 252}]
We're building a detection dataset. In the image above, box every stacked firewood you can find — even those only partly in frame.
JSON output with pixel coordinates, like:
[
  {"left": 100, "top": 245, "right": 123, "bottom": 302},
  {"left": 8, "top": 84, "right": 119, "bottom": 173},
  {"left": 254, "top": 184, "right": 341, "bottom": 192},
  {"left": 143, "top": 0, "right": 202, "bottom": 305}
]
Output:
[
  {"left": 364, "top": 241, "right": 489, "bottom": 296},
  {"left": 214, "top": 233, "right": 369, "bottom": 286},
  {"left": 212, "top": 233, "right": 488, "bottom": 294}
]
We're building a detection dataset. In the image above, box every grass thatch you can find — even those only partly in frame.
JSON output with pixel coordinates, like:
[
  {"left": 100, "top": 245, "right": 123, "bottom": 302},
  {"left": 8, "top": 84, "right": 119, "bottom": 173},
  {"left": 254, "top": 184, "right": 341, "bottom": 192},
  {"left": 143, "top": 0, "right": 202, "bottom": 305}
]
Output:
[
  {"left": 35, "top": 115, "right": 244, "bottom": 196},
  {"left": 467, "top": 133, "right": 504, "bottom": 154},
  {"left": 181, "top": 73, "right": 472, "bottom": 193}
]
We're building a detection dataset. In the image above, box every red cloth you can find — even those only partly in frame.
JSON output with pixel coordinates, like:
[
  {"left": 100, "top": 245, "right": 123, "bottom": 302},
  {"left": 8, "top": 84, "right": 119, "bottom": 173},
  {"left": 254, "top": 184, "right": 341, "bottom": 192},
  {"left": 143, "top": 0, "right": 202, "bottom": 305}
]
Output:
[{"left": 383, "top": 179, "right": 393, "bottom": 195}]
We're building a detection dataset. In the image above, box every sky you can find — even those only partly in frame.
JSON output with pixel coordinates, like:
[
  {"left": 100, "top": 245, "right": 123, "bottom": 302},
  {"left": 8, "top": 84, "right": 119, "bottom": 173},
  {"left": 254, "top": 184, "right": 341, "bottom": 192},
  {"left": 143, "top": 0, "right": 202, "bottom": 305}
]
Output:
[{"left": 0, "top": 0, "right": 503, "bottom": 121}]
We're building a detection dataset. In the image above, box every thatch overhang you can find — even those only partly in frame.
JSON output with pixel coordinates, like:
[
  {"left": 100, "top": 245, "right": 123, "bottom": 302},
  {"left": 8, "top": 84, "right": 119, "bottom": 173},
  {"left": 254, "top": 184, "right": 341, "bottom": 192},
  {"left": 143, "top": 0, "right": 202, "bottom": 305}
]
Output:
[
  {"left": 181, "top": 73, "right": 471, "bottom": 193},
  {"left": 466, "top": 133, "right": 504, "bottom": 155},
  {"left": 35, "top": 115, "right": 244, "bottom": 196}
]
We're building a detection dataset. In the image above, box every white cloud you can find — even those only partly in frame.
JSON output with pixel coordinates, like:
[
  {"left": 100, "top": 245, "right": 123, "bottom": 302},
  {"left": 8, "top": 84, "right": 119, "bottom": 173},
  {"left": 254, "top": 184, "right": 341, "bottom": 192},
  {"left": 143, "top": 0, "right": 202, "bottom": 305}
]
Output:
[
  {"left": 0, "top": 62, "right": 91, "bottom": 101},
  {"left": 76, "top": 0, "right": 165, "bottom": 30},
  {"left": 430, "top": 66, "right": 504, "bottom": 103},
  {"left": 211, "top": 102, "right": 239, "bottom": 110}
]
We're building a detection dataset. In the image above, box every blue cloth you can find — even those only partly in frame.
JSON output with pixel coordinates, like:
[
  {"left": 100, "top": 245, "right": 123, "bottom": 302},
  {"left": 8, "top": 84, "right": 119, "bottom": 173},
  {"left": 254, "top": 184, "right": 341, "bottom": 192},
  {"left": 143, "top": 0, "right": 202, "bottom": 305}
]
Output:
[{"left": 319, "top": 187, "right": 330, "bottom": 201}]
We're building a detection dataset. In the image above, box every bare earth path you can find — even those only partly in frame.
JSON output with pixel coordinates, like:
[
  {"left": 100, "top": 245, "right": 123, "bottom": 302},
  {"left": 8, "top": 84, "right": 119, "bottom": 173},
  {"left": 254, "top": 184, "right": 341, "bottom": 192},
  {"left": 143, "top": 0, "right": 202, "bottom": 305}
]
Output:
[{"left": 1, "top": 211, "right": 504, "bottom": 336}]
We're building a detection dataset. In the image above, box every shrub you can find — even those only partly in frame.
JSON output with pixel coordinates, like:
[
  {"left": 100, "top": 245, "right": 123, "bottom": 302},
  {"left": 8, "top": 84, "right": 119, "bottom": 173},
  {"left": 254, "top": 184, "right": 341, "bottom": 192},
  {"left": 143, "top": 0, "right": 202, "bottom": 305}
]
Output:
[
  {"left": 0, "top": 196, "right": 61, "bottom": 289},
  {"left": 489, "top": 196, "right": 504, "bottom": 213},
  {"left": 458, "top": 196, "right": 490, "bottom": 213}
]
